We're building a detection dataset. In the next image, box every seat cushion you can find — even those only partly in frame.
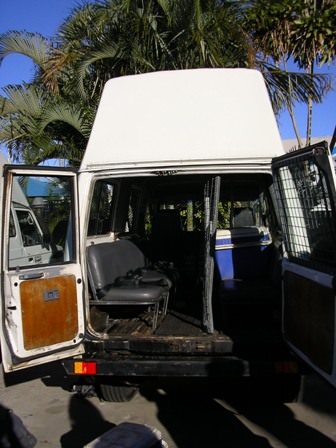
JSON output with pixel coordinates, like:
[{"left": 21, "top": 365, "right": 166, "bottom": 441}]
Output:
[
  {"left": 87, "top": 239, "right": 146, "bottom": 291},
  {"left": 100, "top": 284, "right": 164, "bottom": 303},
  {"left": 137, "top": 269, "right": 172, "bottom": 288}
]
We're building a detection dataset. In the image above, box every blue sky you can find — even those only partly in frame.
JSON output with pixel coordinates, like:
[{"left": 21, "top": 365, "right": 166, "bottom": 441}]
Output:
[{"left": 1, "top": 0, "right": 335, "bottom": 143}]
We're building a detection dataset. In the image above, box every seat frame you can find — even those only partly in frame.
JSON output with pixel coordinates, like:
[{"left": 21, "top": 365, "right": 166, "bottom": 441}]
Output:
[{"left": 87, "top": 240, "right": 169, "bottom": 330}]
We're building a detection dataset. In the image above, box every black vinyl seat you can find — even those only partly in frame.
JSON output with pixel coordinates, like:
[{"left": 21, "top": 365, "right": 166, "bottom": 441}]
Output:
[{"left": 87, "top": 239, "right": 171, "bottom": 330}]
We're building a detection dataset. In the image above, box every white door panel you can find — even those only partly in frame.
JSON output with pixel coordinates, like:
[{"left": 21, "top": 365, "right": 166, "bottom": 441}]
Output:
[{"left": 0, "top": 167, "right": 85, "bottom": 372}]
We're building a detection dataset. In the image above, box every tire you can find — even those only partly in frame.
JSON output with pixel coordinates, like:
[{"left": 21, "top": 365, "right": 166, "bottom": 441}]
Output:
[{"left": 99, "top": 381, "right": 138, "bottom": 402}]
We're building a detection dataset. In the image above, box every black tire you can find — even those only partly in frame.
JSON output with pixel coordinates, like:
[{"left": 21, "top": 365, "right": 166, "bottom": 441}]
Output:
[{"left": 99, "top": 382, "right": 138, "bottom": 402}]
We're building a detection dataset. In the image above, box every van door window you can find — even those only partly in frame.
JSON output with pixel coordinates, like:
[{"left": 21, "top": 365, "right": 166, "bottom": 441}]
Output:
[
  {"left": 273, "top": 148, "right": 336, "bottom": 271},
  {"left": 8, "top": 174, "right": 75, "bottom": 268}
]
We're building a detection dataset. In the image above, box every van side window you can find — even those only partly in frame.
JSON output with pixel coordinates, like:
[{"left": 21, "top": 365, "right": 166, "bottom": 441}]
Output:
[
  {"left": 8, "top": 174, "right": 75, "bottom": 269},
  {"left": 88, "top": 181, "right": 114, "bottom": 236}
]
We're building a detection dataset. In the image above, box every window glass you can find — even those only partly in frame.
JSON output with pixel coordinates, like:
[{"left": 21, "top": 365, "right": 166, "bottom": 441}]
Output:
[
  {"left": 88, "top": 180, "right": 114, "bottom": 236},
  {"left": 274, "top": 154, "right": 336, "bottom": 270},
  {"left": 8, "top": 174, "right": 75, "bottom": 268},
  {"left": 217, "top": 199, "right": 263, "bottom": 229},
  {"left": 16, "top": 209, "right": 42, "bottom": 246},
  {"left": 9, "top": 212, "right": 16, "bottom": 238},
  {"left": 154, "top": 201, "right": 203, "bottom": 232}
]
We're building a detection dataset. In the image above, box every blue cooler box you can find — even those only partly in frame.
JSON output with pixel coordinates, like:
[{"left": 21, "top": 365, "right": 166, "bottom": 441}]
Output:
[{"left": 215, "top": 227, "right": 272, "bottom": 280}]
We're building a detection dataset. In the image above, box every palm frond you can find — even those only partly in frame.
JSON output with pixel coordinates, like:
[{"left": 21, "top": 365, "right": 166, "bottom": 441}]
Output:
[
  {"left": 0, "top": 31, "right": 50, "bottom": 68},
  {"left": 260, "top": 61, "right": 332, "bottom": 114},
  {"left": 76, "top": 43, "right": 121, "bottom": 98},
  {"left": 1, "top": 84, "right": 45, "bottom": 115},
  {"left": 39, "top": 102, "right": 92, "bottom": 139}
]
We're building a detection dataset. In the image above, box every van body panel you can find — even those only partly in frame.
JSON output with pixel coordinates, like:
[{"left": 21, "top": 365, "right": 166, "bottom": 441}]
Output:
[{"left": 81, "top": 69, "right": 284, "bottom": 172}]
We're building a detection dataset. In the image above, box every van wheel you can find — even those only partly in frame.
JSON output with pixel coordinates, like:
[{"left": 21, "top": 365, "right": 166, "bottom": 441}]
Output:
[{"left": 98, "top": 381, "right": 138, "bottom": 402}]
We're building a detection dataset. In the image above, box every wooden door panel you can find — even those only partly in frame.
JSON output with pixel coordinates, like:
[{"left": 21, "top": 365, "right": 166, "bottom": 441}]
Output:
[{"left": 20, "top": 275, "right": 78, "bottom": 349}]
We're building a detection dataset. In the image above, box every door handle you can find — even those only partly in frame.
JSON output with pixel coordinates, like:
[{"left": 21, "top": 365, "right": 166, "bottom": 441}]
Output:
[{"left": 19, "top": 272, "right": 44, "bottom": 280}]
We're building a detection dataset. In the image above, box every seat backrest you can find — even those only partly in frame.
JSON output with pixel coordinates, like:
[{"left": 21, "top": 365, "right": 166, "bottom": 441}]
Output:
[
  {"left": 152, "top": 209, "right": 182, "bottom": 236},
  {"left": 87, "top": 239, "right": 145, "bottom": 294},
  {"left": 150, "top": 209, "right": 182, "bottom": 262},
  {"left": 233, "top": 207, "right": 255, "bottom": 227}
]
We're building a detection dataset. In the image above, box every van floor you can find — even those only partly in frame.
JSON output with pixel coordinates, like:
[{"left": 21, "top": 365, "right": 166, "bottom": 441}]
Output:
[
  {"left": 90, "top": 305, "right": 283, "bottom": 358},
  {"left": 155, "top": 310, "right": 205, "bottom": 336},
  {"left": 91, "top": 306, "right": 208, "bottom": 336},
  {"left": 91, "top": 303, "right": 280, "bottom": 340}
]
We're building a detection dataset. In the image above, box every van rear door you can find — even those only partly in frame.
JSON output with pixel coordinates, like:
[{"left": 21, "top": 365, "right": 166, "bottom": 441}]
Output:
[
  {"left": 0, "top": 166, "right": 85, "bottom": 372},
  {"left": 272, "top": 141, "right": 336, "bottom": 387}
]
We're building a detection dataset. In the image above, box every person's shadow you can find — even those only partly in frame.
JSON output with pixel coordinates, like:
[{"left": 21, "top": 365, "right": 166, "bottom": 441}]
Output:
[
  {"left": 60, "top": 395, "right": 115, "bottom": 448},
  {"left": 141, "top": 379, "right": 271, "bottom": 447},
  {"left": 140, "top": 377, "right": 336, "bottom": 448}
]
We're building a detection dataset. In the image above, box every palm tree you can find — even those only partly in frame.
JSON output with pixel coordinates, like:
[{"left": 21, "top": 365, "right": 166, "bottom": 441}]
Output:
[
  {"left": 290, "top": 0, "right": 336, "bottom": 145},
  {"left": 0, "top": 83, "right": 91, "bottom": 164},
  {"left": 53, "top": 0, "right": 247, "bottom": 99},
  {"left": 0, "top": 0, "right": 248, "bottom": 163},
  {"left": 0, "top": 0, "right": 334, "bottom": 163},
  {"left": 0, "top": 29, "right": 93, "bottom": 164},
  {"left": 244, "top": 0, "right": 335, "bottom": 147},
  {"left": 50, "top": 0, "right": 329, "bottom": 108}
]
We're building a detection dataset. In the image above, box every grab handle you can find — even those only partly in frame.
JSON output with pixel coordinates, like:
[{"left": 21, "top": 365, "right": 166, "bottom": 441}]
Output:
[{"left": 19, "top": 272, "right": 44, "bottom": 280}]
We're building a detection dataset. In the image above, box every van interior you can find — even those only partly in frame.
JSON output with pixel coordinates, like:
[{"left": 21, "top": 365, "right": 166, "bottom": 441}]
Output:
[
  {"left": 84, "top": 172, "right": 283, "bottom": 355},
  {"left": 7, "top": 170, "right": 284, "bottom": 360}
]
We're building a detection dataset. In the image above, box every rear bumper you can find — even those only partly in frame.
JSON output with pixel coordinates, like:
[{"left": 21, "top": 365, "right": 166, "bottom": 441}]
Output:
[
  {"left": 62, "top": 354, "right": 299, "bottom": 378},
  {"left": 63, "top": 355, "right": 248, "bottom": 377}
]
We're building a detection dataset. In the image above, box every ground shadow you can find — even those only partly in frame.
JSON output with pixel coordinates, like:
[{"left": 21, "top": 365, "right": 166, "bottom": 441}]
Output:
[
  {"left": 235, "top": 403, "right": 336, "bottom": 448},
  {"left": 300, "top": 373, "right": 336, "bottom": 416},
  {"left": 2, "top": 361, "right": 74, "bottom": 391},
  {"left": 60, "top": 395, "right": 115, "bottom": 448},
  {"left": 141, "top": 379, "right": 271, "bottom": 447},
  {"left": 140, "top": 378, "right": 336, "bottom": 448}
]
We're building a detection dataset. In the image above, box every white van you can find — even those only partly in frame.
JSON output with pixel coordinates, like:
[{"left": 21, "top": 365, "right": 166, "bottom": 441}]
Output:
[{"left": 1, "top": 69, "right": 336, "bottom": 402}]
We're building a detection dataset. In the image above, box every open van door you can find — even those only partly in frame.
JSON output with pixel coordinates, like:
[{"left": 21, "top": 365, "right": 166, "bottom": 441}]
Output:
[
  {"left": 0, "top": 166, "right": 85, "bottom": 372},
  {"left": 272, "top": 141, "right": 336, "bottom": 387}
]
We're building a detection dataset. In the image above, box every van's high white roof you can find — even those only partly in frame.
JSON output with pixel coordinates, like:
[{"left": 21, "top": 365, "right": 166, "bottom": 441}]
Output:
[{"left": 81, "top": 69, "right": 284, "bottom": 172}]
